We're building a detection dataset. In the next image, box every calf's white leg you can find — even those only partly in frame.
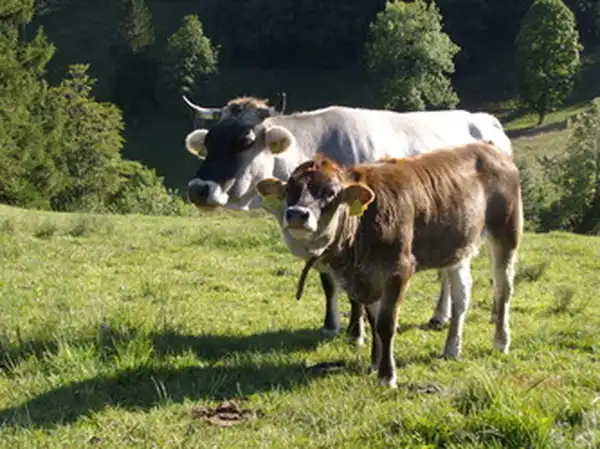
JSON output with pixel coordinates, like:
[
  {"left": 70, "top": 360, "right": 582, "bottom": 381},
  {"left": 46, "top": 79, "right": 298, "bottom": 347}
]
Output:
[
  {"left": 442, "top": 259, "right": 473, "bottom": 359},
  {"left": 489, "top": 241, "right": 517, "bottom": 354},
  {"left": 486, "top": 244, "right": 499, "bottom": 324}
]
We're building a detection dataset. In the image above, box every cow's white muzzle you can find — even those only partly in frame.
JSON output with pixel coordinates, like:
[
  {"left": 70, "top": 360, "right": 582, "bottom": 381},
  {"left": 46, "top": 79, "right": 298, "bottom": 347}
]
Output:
[
  {"left": 187, "top": 179, "right": 229, "bottom": 207},
  {"left": 283, "top": 206, "right": 317, "bottom": 239}
]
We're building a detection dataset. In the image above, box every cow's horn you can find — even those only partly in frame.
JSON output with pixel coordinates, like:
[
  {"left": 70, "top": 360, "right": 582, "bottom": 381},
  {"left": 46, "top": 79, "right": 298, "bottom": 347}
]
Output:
[
  {"left": 182, "top": 95, "right": 222, "bottom": 120},
  {"left": 274, "top": 92, "right": 287, "bottom": 115}
]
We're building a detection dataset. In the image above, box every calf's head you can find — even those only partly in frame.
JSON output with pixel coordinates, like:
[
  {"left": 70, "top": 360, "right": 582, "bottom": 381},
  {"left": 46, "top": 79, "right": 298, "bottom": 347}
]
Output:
[
  {"left": 183, "top": 94, "right": 292, "bottom": 210},
  {"left": 256, "top": 155, "right": 375, "bottom": 242}
]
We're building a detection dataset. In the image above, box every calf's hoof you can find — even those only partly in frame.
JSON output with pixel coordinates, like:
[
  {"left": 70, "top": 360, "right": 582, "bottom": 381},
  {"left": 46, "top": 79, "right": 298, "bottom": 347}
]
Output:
[
  {"left": 347, "top": 335, "right": 366, "bottom": 347},
  {"left": 378, "top": 375, "right": 398, "bottom": 389},
  {"left": 319, "top": 326, "right": 340, "bottom": 338},
  {"left": 493, "top": 338, "right": 510, "bottom": 354}
]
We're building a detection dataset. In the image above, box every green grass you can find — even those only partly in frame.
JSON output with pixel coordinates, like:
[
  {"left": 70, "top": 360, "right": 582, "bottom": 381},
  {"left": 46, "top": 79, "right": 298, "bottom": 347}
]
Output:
[
  {"left": 512, "top": 129, "right": 571, "bottom": 167},
  {"left": 0, "top": 204, "right": 599, "bottom": 448},
  {"left": 503, "top": 103, "right": 590, "bottom": 131}
]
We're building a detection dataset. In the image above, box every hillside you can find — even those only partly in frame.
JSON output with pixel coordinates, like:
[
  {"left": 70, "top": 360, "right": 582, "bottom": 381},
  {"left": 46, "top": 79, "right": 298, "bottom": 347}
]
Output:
[
  {"left": 23, "top": 1, "right": 599, "bottom": 190},
  {"left": 0, "top": 204, "right": 599, "bottom": 447}
]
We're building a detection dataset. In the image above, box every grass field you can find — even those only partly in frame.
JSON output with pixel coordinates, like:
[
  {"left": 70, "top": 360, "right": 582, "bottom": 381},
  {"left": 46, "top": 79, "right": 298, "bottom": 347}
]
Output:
[{"left": 0, "top": 204, "right": 599, "bottom": 448}]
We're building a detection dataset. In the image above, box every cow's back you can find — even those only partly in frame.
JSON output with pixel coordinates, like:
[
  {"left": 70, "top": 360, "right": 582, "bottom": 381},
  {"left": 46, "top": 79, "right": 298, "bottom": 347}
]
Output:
[
  {"left": 276, "top": 106, "right": 512, "bottom": 168},
  {"left": 351, "top": 143, "right": 518, "bottom": 270}
]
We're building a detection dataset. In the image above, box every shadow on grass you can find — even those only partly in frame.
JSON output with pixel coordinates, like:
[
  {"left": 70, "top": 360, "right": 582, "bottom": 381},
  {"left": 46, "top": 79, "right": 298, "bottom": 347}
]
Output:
[
  {"left": 0, "top": 327, "right": 325, "bottom": 372},
  {"left": 0, "top": 323, "right": 454, "bottom": 428},
  {"left": 0, "top": 361, "right": 317, "bottom": 428},
  {"left": 149, "top": 328, "right": 323, "bottom": 361},
  {"left": 0, "top": 327, "right": 333, "bottom": 428}
]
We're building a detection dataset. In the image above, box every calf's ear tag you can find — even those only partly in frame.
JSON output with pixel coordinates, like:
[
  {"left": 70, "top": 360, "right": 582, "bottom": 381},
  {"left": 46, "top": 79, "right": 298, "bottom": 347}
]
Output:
[{"left": 349, "top": 200, "right": 368, "bottom": 216}]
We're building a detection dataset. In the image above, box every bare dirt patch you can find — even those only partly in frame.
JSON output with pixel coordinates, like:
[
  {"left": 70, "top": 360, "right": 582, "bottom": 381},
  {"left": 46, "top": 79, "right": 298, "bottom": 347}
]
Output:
[{"left": 191, "top": 400, "right": 264, "bottom": 427}]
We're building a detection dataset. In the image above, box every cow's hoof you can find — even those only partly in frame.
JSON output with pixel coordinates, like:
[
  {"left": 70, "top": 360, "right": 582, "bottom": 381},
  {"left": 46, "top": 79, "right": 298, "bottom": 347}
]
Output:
[
  {"left": 426, "top": 317, "right": 448, "bottom": 331},
  {"left": 347, "top": 335, "right": 366, "bottom": 347},
  {"left": 319, "top": 327, "right": 340, "bottom": 338},
  {"left": 441, "top": 347, "right": 461, "bottom": 359},
  {"left": 367, "top": 364, "right": 378, "bottom": 375},
  {"left": 493, "top": 339, "right": 510, "bottom": 354},
  {"left": 378, "top": 376, "right": 398, "bottom": 389}
]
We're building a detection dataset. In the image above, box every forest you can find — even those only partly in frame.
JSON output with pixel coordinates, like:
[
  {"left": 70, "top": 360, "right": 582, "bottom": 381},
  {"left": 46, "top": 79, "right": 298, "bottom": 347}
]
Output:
[{"left": 2, "top": 0, "right": 600, "bottom": 232}]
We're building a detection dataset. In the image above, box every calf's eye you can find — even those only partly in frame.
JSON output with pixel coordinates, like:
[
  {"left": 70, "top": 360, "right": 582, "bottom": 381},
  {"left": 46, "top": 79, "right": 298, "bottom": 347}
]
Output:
[{"left": 322, "top": 188, "right": 336, "bottom": 200}]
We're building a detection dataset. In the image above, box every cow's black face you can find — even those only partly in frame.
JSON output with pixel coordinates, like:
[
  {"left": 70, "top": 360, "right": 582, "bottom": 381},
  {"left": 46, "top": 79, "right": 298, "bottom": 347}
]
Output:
[
  {"left": 187, "top": 116, "right": 275, "bottom": 210},
  {"left": 185, "top": 95, "right": 288, "bottom": 210},
  {"left": 196, "top": 119, "right": 256, "bottom": 181}
]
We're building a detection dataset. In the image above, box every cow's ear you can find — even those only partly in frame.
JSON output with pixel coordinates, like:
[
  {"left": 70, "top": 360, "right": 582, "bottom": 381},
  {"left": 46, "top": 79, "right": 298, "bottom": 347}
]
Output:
[
  {"left": 341, "top": 183, "right": 375, "bottom": 217},
  {"left": 256, "top": 178, "right": 286, "bottom": 211},
  {"left": 256, "top": 178, "right": 286, "bottom": 199},
  {"left": 185, "top": 129, "right": 209, "bottom": 158},
  {"left": 265, "top": 126, "right": 294, "bottom": 154}
]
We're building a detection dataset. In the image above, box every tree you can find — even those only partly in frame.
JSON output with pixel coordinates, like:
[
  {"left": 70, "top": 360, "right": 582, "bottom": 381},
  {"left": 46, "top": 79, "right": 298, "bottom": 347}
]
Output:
[
  {"left": 0, "top": 0, "right": 34, "bottom": 26},
  {"left": 110, "top": 0, "right": 158, "bottom": 114},
  {"left": 117, "top": 0, "right": 154, "bottom": 54},
  {"left": 538, "top": 99, "right": 600, "bottom": 233},
  {"left": 364, "top": 0, "right": 460, "bottom": 112},
  {"left": 0, "top": 4, "right": 185, "bottom": 215},
  {"left": 515, "top": 0, "right": 583, "bottom": 125},
  {"left": 0, "top": 1, "right": 58, "bottom": 208},
  {"left": 158, "top": 14, "right": 219, "bottom": 110}
]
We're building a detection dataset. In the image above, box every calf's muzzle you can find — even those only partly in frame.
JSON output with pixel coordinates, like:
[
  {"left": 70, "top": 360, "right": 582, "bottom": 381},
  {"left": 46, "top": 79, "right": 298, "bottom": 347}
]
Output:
[{"left": 285, "top": 207, "right": 310, "bottom": 228}]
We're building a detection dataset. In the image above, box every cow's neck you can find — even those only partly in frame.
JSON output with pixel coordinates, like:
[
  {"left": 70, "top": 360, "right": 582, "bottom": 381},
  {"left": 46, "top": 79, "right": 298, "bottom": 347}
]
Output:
[
  {"left": 309, "top": 211, "right": 362, "bottom": 273},
  {"left": 269, "top": 114, "right": 327, "bottom": 159}
]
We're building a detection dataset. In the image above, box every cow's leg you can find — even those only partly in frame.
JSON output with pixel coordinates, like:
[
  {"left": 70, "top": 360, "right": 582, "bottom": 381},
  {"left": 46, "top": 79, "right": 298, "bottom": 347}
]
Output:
[
  {"left": 489, "top": 241, "right": 518, "bottom": 354},
  {"left": 365, "top": 302, "right": 381, "bottom": 373},
  {"left": 442, "top": 259, "right": 473, "bottom": 359},
  {"left": 319, "top": 272, "right": 341, "bottom": 337},
  {"left": 376, "top": 261, "right": 412, "bottom": 388},
  {"left": 427, "top": 270, "right": 452, "bottom": 330},
  {"left": 486, "top": 243, "right": 499, "bottom": 324},
  {"left": 346, "top": 299, "right": 365, "bottom": 346}
]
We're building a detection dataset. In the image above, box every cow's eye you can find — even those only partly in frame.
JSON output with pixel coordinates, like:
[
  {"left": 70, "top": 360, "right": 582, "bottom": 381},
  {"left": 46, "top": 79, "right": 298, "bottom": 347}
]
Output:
[
  {"left": 322, "top": 187, "right": 336, "bottom": 201},
  {"left": 239, "top": 136, "right": 253, "bottom": 149},
  {"left": 238, "top": 129, "right": 256, "bottom": 150}
]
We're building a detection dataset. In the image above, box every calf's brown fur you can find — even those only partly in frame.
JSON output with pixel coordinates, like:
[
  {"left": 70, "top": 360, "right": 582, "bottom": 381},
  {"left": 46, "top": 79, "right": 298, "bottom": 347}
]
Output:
[{"left": 256, "top": 142, "right": 523, "bottom": 388}]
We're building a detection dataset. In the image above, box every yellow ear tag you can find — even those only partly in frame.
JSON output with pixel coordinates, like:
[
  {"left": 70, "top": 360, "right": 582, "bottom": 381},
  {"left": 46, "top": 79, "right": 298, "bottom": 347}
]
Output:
[
  {"left": 269, "top": 140, "right": 283, "bottom": 154},
  {"left": 349, "top": 199, "right": 368, "bottom": 216}
]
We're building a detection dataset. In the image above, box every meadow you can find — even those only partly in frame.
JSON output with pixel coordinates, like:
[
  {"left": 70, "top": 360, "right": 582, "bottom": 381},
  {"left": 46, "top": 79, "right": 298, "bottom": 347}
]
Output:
[{"left": 0, "top": 203, "right": 599, "bottom": 448}]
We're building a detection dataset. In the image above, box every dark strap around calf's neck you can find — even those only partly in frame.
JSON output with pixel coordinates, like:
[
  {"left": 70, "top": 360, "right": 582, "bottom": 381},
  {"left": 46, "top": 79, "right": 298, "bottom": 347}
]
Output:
[{"left": 295, "top": 255, "right": 320, "bottom": 300}]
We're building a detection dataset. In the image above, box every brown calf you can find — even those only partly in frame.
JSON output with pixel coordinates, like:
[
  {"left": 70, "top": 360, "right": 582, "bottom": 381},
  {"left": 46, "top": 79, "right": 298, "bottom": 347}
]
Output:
[{"left": 256, "top": 142, "right": 523, "bottom": 388}]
